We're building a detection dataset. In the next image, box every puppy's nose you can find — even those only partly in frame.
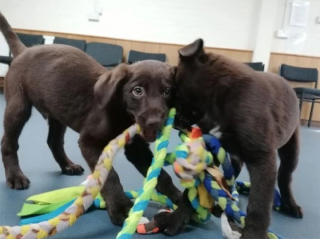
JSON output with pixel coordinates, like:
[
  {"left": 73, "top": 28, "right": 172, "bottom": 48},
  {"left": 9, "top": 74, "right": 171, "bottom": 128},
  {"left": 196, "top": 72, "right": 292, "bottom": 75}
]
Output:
[{"left": 145, "top": 117, "right": 162, "bottom": 128}]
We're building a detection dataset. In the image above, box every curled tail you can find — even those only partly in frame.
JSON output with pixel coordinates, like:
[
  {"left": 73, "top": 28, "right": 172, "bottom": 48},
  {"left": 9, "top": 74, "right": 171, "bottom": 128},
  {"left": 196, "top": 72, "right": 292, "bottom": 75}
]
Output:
[{"left": 0, "top": 12, "right": 26, "bottom": 57}]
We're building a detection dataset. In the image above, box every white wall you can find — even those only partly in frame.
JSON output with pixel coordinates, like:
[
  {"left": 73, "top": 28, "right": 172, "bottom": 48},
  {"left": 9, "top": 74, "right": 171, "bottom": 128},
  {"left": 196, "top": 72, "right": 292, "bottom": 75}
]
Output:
[
  {"left": 272, "top": 0, "right": 320, "bottom": 56},
  {"left": 0, "top": 34, "right": 9, "bottom": 76},
  {"left": 0, "top": 0, "right": 260, "bottom": 49},
  {"left": 252, "top": 0, "right": 279, "bottom": 70},
  {"left": 0, "top": 0, "right": 261, "bottom": 76},
  {"left": 1, "top": 0, "right": 320, "bottom": 73}
]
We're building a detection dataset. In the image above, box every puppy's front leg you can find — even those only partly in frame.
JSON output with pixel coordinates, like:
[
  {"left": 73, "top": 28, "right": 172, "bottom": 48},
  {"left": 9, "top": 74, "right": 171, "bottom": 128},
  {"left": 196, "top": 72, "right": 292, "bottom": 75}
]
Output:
[
  {"left": 79, "top": 136, "right": 132, "bottom": 225},
  {"left": 153, "top": 189, "right": 195, "bottom": 235},
  {"left": 230, "top": 155, "right": 243, "bottom": 179},
  {"left": 241, "top": 151, "right": 277, "bottom": 239},
  {"left": 102, "top": 168, "right": 134, "bottom": 225},
  {"left": 125, "top": 135, "right": 182, "bottom": 204}
]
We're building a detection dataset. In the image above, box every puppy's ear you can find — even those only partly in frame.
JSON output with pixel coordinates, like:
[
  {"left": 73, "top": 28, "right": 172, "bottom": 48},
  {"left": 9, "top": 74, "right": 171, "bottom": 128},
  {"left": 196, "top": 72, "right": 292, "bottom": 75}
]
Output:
[
  {"left": 179, "top": 39, "right": 204, "bottom": 58},
  {"left": 94, "top": 64, "right": 129, "bottom": 108}
]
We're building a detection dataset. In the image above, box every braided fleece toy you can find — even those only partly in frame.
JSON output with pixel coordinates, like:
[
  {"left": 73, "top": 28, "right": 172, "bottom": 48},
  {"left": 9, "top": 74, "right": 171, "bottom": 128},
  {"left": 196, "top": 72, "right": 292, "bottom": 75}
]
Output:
[
  {"left": 138, "top": 127, "right": 283, "bottom": 239},
  {"left": 0, "top": 109, "right": 175, "bottom": 239}
]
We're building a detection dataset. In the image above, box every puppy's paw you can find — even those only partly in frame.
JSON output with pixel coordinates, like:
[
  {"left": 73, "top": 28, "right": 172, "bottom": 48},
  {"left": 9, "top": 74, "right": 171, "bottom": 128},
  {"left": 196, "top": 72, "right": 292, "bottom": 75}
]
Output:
[
  {"left": 62, "top": 164, "right": 84, "bottom": 175},
  {"left": 108, "top": 197, "right": 133, "bottom": 226},
  {"left": 153, "top": 211, "right": 186, "bottom": 236},
  {"left": 240, "top": 229, "right": 268, "bottom": 239},
  {"left": 221, "top": 213, "right": 242, "bottom": 239},
  {"left": 281, "top": 201, "right": 303, "bottom": 218},
  {"left": 6, "top": 172, "right": 30, "bottom": 190}
]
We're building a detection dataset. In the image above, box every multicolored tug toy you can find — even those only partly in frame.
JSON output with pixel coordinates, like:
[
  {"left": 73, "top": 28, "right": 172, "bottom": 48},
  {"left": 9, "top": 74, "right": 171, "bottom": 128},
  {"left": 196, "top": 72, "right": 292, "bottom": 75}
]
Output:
[
  {"left": 0, "top": 108, "right": 283, "bottom": 239},
  {"left": 0, "top": 108, "right": 175, "bottom": 239},
  {"left": 136, "top": 126, "right": 283, "bottom": 239}
]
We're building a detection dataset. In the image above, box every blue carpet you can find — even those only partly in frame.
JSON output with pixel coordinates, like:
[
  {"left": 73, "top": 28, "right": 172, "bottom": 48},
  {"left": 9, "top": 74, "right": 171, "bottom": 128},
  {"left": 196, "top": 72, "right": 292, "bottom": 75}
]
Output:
[{"left": 0, "top": 93, "right": 319, "bottom": 239}]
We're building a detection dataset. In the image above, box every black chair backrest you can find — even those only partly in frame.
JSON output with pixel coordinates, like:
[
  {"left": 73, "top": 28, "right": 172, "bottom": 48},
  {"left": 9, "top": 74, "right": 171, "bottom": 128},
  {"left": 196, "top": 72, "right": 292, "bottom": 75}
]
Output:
[
  {"left": 127, "top": 50, "right": 166, "bottom": 64},
  {"left": 53, "top": 37, "right": 86, "bottom": 51},
  {"left": 85, "top": 42, "right": 123, "bottom": 67},
  {"left": 2, "top": 33, "right": 43, "bottom": 66},
  {"left": 245, "top": 62, "right": 265, "bottom": 71},
  {"left": 17, "top": 33, "right": 44, "bottom": 47},
  {"left": 280, "top": 64, "right": 318, "bottom": 88}
]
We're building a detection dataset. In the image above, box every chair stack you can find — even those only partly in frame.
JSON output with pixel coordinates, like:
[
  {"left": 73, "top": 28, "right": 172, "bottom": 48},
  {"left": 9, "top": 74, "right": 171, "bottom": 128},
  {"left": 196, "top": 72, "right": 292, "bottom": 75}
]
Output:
[{"left": 0, "top": 35, "right": 168, "bottom": 70}]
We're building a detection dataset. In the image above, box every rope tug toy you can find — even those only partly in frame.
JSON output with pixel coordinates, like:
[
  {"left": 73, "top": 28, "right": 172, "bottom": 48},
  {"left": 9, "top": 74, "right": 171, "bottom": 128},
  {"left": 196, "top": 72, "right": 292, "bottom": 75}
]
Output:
[
  {"left": 0, "top": 108, "right": 283, "bottom": 239},
  {"left": 137, "top": 126, "right": 283, "bottom": 239},
  {"left": 0, "top": 109, "right": 175, "bottom": 239}
]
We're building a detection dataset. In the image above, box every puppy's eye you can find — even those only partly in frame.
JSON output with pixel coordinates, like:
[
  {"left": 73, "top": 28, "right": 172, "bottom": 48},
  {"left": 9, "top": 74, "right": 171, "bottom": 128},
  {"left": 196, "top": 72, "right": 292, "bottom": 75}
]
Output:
[
  {"left": 132, "top": 86, "right": 144, "bottom": 97},
  {"left": 164, "top": 88, "right": 172, "bottom": 97}
]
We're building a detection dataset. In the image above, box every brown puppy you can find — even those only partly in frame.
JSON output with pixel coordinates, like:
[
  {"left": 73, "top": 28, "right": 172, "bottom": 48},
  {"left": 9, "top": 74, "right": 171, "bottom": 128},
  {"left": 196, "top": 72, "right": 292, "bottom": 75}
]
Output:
[
  {"left": 0, "top": 12, "right": 181, "bottom": 225},
  {"left": 154, "top": 39, "right": 303, "bottom": 239}
]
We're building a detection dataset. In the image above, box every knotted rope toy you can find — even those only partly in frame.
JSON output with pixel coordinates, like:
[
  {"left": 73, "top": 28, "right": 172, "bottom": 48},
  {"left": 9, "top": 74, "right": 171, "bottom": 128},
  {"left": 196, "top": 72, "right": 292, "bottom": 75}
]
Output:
[
  {"left": 137, "top": 127, "right": 283, "bottom": 239},
  {"left": 0, "top": 109, "right": 175, "bottom": 239}
]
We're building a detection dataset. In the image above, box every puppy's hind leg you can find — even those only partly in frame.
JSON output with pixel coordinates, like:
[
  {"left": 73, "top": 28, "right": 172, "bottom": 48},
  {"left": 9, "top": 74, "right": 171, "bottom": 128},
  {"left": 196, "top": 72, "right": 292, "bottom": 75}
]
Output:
[
  {"left": 47, "top": 117, "right": 84, "bottom": 175},
  {"left": 278, "top": 126, "right": 303, "bottom": 218},
  {"left": 1, "top": 96, "right": 31, "bottom": 189}
]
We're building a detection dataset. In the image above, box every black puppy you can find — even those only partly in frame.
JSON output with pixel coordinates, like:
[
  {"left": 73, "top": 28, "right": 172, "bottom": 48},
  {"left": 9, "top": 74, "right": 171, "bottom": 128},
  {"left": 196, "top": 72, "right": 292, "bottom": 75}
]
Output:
[{"left": 154, "top": 39, "right": 302, "bottom": 239}]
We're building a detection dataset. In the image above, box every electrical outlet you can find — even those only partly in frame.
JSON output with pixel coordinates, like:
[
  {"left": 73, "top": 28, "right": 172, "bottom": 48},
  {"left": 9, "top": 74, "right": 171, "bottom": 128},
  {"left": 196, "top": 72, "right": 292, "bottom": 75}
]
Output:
[
  {"left": 96, "top": 7, "right": 103, "bottom": 15},
  {"left": 277, "top": 30, "right": 289, "bottom": 39},
  {"left": 88, "top": 12, "right": 100, "bottom": 22}
]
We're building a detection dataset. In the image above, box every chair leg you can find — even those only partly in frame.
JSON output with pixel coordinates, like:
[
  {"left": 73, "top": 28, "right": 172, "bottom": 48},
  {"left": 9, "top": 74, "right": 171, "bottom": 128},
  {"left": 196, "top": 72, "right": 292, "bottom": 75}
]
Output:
[
  {"left": 299, "top": 94, "right": 304, "bottom": 124},
  {"left": 308, "top": 99, "right": 315, "bottom": 127}
]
